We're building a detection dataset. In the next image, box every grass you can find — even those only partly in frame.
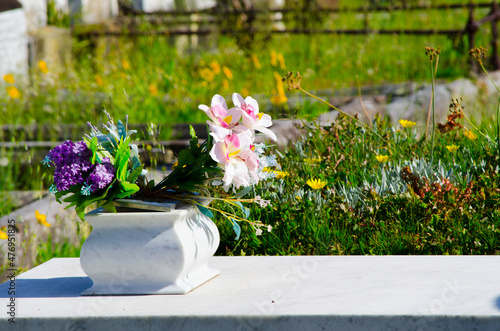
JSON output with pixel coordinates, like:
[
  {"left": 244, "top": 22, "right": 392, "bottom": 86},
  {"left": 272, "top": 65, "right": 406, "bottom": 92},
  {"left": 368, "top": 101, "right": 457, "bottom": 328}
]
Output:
[{"left": 0, "top": 2, "right": 493, "bottom": 127}]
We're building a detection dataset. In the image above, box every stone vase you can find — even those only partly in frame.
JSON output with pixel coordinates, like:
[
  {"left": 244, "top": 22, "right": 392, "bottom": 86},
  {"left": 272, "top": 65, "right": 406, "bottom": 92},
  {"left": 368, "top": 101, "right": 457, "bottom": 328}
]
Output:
[{"left": 80, "top": 204, "right": 220, "bottom": 295}]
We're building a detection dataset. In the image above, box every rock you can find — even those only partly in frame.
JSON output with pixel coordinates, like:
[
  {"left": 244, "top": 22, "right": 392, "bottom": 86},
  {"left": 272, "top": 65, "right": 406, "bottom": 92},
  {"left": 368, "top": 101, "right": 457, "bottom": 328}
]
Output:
[
  {"left": 263, "top": 119, "right": 303, "bottom": 149},
  {"left": 339, "top": 96, "right": 387, "bottom": 124},
  {"left": 446, "top": 78, "right": 478, "bottom": 100},
  {"left": 476, "top": 70, "right": 500, "bottom": 97},
  {"left": 386, "top": 84, "right": 451, "bottom": 125},
  {"left": 317, "top": 110, "right": 339, "bottom": 126}
]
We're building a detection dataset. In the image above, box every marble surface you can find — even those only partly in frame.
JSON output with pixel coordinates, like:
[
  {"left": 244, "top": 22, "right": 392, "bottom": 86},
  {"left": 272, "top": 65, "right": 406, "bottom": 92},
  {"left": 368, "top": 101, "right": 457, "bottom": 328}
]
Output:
[{"left": 1, "top": 256, "right": 499, "bottom": 330}]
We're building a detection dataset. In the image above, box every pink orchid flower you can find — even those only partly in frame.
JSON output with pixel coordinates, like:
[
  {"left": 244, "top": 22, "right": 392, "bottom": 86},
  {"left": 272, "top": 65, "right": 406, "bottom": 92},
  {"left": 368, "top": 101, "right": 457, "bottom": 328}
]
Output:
[
  {"left": 232, "top": 93, "right": 277, "bottom": 141},
  {"left": 209, "top": 130, "right": 259, "bottom": 191},
  {"left": 199, "top": 94, "right": 241, "bottom": 139}
]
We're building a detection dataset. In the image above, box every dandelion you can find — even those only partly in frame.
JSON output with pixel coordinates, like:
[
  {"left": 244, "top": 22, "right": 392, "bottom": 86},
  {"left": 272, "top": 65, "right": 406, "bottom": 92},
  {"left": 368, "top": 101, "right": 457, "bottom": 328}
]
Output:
[
  {"left": 375, "top": 155, "right": 390, "bottom": 163},
  {"left": 0, "top": 229, "right": 8, "bottom": 240},
  {"left": 122, "top": 59, "right": 130, "bottom": 70},
  {"left": 306, "top": 178, "right": 327, "bottom": 190},
  {"left": 275, "top": 170, "right": 288, "bottom": 178},
  {"left": 252, "top": 54, "right": 261, "bottom": 69},
  {"left": 148, "top": 84, "right": 158, "bottom": 96},
  {"left": 464, "top": 130, "right": 477, "bottom": 140},
  {"left": 35, "top": 210, "right": 51, "bottom": 227},
  {"left": 6, "top": 86, "right": 21, "bottom": 99},
  {"left": 210, "top": 61, "right": 221, "bottom": 74},
  {"left": 241, "top": 88, "right": 249, "bottom": 96},
  {"left": 223, "top": 79, "right": 229, "bottom": 90},
  {"left": 222, "top": 66, "right": 233, "bottom": 80},
  {"left": 38, "top": 60, "right": 49, "bottom": 73},
  {"left": 3, "top": 74, "right": 15, "bottom": 84},
  {"left": 399, "top": 119, "right": 416, "bottom": 128},
  {"left": 446, "top": 145, "right": 459, "bottom": 152}
]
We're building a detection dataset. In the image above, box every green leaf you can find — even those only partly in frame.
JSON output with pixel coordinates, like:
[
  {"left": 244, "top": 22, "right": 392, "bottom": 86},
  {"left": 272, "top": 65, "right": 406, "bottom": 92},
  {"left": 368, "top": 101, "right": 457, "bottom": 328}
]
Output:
[
  {"left": 189, "top": 125, "right": 199, "bottom": 150},
  {"left": 197, "top": 204, "right": 214, "bottom": 219},
  {"left": 233, "top": 186, "right": 252, "bottom": 199},
  {"left": 229, "top": 218, "right": 242, "bottom": 240},
  {"left": 189, "top": 125, "right": 196, "bottom": 139},
  {"left": 127, "top": 164, "right": 143, "bottom": 183},
  {"left": 114, "top": 138, "right": 131, "bottom": 181},
  {"left": 117, "top": 120, "right": 126, "bottom": 140},
  {"left": 114, "top": 181, "right": 140, "bottom": 199},
  {"left": 177, "top": 149, "right": 195, "bottom": 167},
  {"left": 233, "top": 201, "right": 250, "bottom": 219}
]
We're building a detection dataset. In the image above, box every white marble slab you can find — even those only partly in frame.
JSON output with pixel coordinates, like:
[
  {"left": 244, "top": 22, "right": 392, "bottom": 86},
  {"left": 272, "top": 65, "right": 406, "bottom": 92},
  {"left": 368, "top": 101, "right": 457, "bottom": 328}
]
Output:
[{"left": 1, "top": 256, "right": 499, "bottom": 330}]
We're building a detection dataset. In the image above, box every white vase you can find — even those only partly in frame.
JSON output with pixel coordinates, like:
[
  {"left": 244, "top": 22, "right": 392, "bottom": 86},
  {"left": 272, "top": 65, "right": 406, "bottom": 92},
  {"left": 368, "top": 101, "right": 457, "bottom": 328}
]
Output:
[{"left": 80, "top": 204, "right": 220, "bottom": 295}]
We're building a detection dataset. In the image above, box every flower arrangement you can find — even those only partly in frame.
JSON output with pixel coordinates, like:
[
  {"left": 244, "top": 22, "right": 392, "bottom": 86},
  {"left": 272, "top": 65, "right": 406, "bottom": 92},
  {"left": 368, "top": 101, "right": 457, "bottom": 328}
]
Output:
[{"left": 43, "top": 93, "right": 277, "bottom": 237}]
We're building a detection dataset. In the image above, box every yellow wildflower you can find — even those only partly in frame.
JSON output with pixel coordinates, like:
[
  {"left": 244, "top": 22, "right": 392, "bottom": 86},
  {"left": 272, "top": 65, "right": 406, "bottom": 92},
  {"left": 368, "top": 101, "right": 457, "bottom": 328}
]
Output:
[
  {"left": 446, "top": 145, "right": 459, "bottom": 153},
  {"left": 262, "top": 168, "right": 288, "bottom": 179},
  {"left": 222, "top": 79, "right": 229, "bottom": 90},
  {"left": 122, "top": 59, "right": 130, "bottom": 70},
  {"left": 95, "top": 74, "right": 103, "bottom": 86},
  {"left": 375, "top": 155, "right": 390, "bottom": 163},
  {"left": 252, "top": 54, "right": 262, "bottom": 69},
  {"left": 3, "top": 74, "right": 15, "bottom": 84},
  {"left": 270, "top": 71, "right": 287, "bottom": 106},
  {"left": 35, "top": 210, "right": 51, "bottom": 227},
  {"left": 399, "top": 119, "right": 416, "bottom": 128},
  {"left": 199, "top": 68, "right": 215, "bottom": 82},
  {"left": 277, "top": 53, "right": 286, "bottom": 70},
  {"left": 270, "top": 50, "right": 278, "bottom": 66},
  {"left": 241, "top": 88, "right": 250, "bottom": 96},
  {"left": 148, "top": 84, "right": 158, "bottom": 96},
  {"left": 38, "top": 60, "right": 49, "bottom": 73},
  {"left": 304, "top": 157, "right": 321, "bottom": 164},
  {"left": 0, "top": 229, "right": 8, "bottom": 240},
  {"left": 210, "top": 61, "right": 221, "bottom": 74},
  {"left": 464, "top": 130, "right": 477, "bottom": 140},
  {"left": 275, "top": 170, "right": 289, "bottom": 179},
  {"left": 222, "top": 66, "right": 233, "bottom": 80},
  {"left": 306, "top": 178, "right": 327, "bottom": 190},
  {"left": 6, "top": 86, "right": 21, "bottom": 99}
]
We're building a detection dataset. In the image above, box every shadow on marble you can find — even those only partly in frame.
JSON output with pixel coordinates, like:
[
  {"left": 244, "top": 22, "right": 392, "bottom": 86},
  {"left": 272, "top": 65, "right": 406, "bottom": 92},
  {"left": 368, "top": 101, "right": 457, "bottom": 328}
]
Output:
[
  {"left": 0, "top": 277, "right": 92, "bottom": 298},
  {"left": 495, "top": 296, "right": 500, "bottom": 311}
]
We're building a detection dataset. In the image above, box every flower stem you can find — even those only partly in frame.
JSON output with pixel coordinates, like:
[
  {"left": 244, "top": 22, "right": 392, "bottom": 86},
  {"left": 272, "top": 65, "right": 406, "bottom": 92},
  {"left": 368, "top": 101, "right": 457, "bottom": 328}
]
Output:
[
  {"left": 460, "top": 108, "right": 495, "bottom": 143},
  {"left": 430, "top": 59, "right": 436, "bottom": 164},
  {"left": 297, "top": 86, "right": 388, "bottom": 143}
]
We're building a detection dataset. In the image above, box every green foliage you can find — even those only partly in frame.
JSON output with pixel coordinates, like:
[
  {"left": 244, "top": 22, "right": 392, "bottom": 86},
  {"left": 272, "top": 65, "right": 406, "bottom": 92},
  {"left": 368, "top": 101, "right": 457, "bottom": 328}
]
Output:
[
  {"left": 151, "top": 126, "right": 221, "bottom": 193},
  {"left": 215, "top": 114, "right": 500, "bottom": 256}
]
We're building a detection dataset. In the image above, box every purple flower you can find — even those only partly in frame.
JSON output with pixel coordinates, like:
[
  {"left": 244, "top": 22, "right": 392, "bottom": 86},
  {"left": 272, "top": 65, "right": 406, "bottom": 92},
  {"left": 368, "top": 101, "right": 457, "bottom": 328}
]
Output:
[
  {"left": 47, "top": 140, "right": 96, "bottom": 192},
  {"left": 87, "top": 160, "right": 116, "bottom": 192}
]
